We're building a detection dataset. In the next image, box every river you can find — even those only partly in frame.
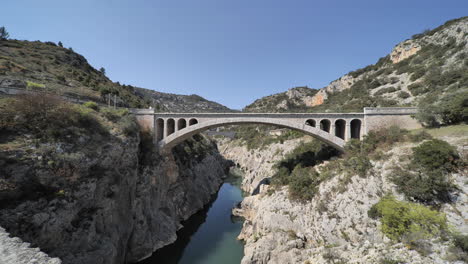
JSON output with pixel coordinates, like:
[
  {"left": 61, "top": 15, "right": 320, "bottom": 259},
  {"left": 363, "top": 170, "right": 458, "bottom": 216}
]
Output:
[{"left": 138, "top": 170, "right": 245, "bottom": 264}]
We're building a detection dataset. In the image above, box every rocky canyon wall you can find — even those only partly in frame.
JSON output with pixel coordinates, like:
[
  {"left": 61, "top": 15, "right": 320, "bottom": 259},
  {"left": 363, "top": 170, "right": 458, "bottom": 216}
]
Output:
[{"left": 0, "top": 132, "right": 230, "bottom": 264}]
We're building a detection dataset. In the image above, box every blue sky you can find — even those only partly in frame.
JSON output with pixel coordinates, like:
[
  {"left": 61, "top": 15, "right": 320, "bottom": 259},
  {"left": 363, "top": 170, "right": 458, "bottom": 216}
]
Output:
[{"left": 3, "top": 1, "right": 467, "bottom": 109}]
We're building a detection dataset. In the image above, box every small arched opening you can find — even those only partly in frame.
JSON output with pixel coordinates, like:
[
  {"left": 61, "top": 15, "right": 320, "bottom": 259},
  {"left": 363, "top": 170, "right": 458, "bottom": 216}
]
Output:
[
  {"left": 177, "top": 118, "right": 187, "bottom": 130},
  {"left": 350, "top": 119, "right": 362, "bottom": 139},
  {"left": 335, "top": 119, "right": 346, "bottom": 140},
  {"left": 305, "top": 119, "right": 316, "bottom": 127},
  {"left": 156, "top": 118, "right": 164, "bottom": 141},
  {"left": 320, "top": 119, "right": 331, "bottom": 132},
  {"left": 167, "top": 118, "right": 175, "bottom": 136},
  {"left": 189, "top": 118, "right": 198, "bottom": 126}
]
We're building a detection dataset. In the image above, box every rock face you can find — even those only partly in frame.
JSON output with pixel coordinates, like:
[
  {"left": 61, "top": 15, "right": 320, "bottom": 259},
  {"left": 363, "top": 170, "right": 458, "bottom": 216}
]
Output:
[
  {"left": 0, "top": 134, "right": 230, "bottom": 264},
  {"left": 217, "top": 137, "right": 311, "bottom": 194},
  {"left": 390, "top": 40, "right": 422, "bottom": 64},
  {"left": 221, "top": 135, "right": 468, "bottom": 263}
]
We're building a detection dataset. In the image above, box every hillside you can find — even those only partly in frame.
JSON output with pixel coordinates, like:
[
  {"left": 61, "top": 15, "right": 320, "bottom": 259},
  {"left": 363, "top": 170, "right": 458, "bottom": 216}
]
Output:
[
  {"left": 0, "top": 39, "right": 230, "bottom": 112},
  {"left": 244, "top": 16, "right": 468, "bottom": 113}
]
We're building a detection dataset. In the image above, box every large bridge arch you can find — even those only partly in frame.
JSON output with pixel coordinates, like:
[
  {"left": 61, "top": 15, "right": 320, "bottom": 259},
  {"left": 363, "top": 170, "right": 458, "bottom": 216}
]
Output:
[{"left": 158, "top": 117, "right": 346, "bottom": 154}]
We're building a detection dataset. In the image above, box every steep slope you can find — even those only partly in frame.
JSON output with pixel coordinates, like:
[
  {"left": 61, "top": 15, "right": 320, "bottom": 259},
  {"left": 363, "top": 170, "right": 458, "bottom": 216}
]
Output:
[
  {"left": 244, "top": 16, "right": 467, "bottom": 113},
  {"left": 0, "top": 94, "right": 231, "bottom": 264},
  {"left": 0, "top": 39, "right": 231, "bottom": 112}
]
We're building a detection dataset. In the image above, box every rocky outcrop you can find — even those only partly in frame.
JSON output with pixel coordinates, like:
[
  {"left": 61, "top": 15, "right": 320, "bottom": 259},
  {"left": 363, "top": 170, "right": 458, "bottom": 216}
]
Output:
[
  {"left": 390, "top": 40, "right": 422, "bottom": 63},
  {"left": 217, "top": 137, "right": 311, "bottom": 194},
  {"left": 222, "top": 135, "right": 467, "bottom": 263},
  {"left": 0, "top": 133, "right": 229, "bottom": 264},
  {"left": 0, "top": 227, "right": 61, "bottom": 264}
]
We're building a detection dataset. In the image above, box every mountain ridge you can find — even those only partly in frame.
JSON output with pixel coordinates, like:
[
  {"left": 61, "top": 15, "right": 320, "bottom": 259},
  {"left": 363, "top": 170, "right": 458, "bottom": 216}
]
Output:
[
  {"left": 244, "top": 16, "right": 467, "bottom": 113},
  {"left": 0, "top": 39, "right": 231, "bottom": 112}
]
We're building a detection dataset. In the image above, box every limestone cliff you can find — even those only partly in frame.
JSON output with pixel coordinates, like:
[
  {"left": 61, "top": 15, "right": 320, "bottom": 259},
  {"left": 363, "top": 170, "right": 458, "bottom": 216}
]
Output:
[
  {"left": 0, "top": 128, "right": 229, "bottom": 264},
  {"left": 220, "top": 132, "right": 468, "bottom": 264}
]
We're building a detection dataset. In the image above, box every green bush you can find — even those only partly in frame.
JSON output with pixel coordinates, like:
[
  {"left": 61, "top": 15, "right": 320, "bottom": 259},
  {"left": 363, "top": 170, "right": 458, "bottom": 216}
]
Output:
[
  {"left": 361, "top": 125, "right": 408, "bottom": 153},
  {"left": 271, "top": 140, "right": 338, "bottom": 201},
  {"left": 410, "top": 67, "right": 426, "bottom": 81},
  {"left": 391, "top": 139, "right": 459, "bottom": 204},
  {"left": 120, "top": 115, "right": 138, "bottom": 136},
  {"left": 453, "top": 233, "right": 468, "bottom": 253},
  {"left": 0, "top": 93, "right": 108, "bottom": 141},
  {"left": 412, "top": 139, "right": 459, "bottom": 172},
  {"left": 101, "top": 107, "right": 129, "bottom": 122},
  {"left": 288, "top": 166, "right": 320, "bottom": 201},
  {"left": 397, "top": 91, "right": 410, "bottom": 99},
  {"left": 369, "top": 195, "right": 448, "bottom": 241},
  {"left": 26, "top": 81, "right": 45, "bottom": 89},
  {"left": 407, "top": 82, "right": 426, "bottom": 96},
  {"left": 83, "top": 101, "right": 99, "bottom": 111},
  {"left": 342, "top": 155, "right": 372, "bottom": 177},
  {"left": 408, "top": 131, "right": 432, "bottom": 142},
  {"left": 374, "top": 86, "right": 398, "bottom": 96},
  {"left": 416, "top": 91, "right": 468, "bottom": 127}
]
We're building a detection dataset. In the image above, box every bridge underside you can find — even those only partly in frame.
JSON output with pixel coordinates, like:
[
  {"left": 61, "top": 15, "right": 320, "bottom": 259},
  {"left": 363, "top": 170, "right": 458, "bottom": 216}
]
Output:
[{"left": 156, "top": 117, "right": 364, "bottom": 154}]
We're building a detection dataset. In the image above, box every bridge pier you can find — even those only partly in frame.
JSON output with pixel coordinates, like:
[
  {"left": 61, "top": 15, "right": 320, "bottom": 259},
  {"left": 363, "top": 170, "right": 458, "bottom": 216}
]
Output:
[{"left": 346, "top": 123, "right": 351, "bottom": 141}]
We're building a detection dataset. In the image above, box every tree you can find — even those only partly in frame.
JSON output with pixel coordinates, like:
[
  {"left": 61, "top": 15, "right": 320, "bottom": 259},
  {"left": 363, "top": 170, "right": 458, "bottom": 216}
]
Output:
[
  {"left": 0, "top": 26, "right": 9, "bottom": 40},
  {"left": 99, "top": 67, "right": 106, "bottom": 76},
  {"left": 58, "top": 41, "right": 63, "bottom": 47}
]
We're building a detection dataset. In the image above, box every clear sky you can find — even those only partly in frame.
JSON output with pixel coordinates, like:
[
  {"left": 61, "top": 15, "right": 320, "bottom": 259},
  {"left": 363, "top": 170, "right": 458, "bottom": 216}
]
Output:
[{"left": 3, "top": 0, "right": 467, "bottom": 109}]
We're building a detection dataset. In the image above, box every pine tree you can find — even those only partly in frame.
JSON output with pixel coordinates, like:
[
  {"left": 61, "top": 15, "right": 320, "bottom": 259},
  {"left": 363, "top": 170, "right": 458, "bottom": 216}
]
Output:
[
  {"left": 0, "top": 27, "right": 9, "bottom": 40},
  {"left": 99, "top": 67, "right": 106, "bottom": 76}
]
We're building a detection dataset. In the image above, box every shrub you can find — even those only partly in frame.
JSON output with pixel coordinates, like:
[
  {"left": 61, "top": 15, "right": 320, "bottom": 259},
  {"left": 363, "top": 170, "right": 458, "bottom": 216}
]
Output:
[
  {"left": 342, "top": 155, "right": 372, "bottom": 177},
  {"left": 391, "top": 139, "right": 458, "bottom": 204},
  {"left": 271, "top": 140, "right": 339, "bottom": 201},
  {"left": 361, "top": 125, "right": 408, "bottom": 153},
  {"left": 453, "top": 233, "right": 468, "bottom": 253},
  {"left": 288, "top": 166, "right": 320, "bottom": 201},
  {"left": 119, "top": 115, "right": 138, "bottom": 136},
  {"left": 83, "top": 101, "right": 99, "bottom": 111},
  {"left": 374, "top": 86, "right": 398, "bottom": 96},
  {"left": 412, "top": 139, "right": 459, "bottom": 172},
  {"left": 410, "top": 67, "right": 426, "bottom": 81},
  {"left": 370, "top": 195, "right": 448, "bottom": 241},
  {"left": 26, "top": 81, "right": 46, "bottom": 89},
  {"left": 0, "top": 93, "right": 108, "bottom": 141},
  {"left": 391, "top": 166, "right": 455, "bottom": 204},
  {"left": 416, "top": 91, "right": 468, "bottom": 127},
  {"left": 397, "top": 91, "right": 410, "bottom": 99},
  {"left": 408, "top": 131, "right": 432, "bottom": 142},
  {"left": 407, "top": 82, "right": 426, "bottom": 96}
]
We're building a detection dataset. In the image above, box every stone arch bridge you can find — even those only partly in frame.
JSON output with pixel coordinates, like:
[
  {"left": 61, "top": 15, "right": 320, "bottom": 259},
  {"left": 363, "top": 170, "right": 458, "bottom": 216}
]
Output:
[{"left": 132, "top": 108, "right": 420, "bottom": 154}]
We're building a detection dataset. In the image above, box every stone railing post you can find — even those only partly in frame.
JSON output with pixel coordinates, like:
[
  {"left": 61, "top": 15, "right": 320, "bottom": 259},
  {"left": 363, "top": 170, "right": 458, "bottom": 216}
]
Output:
[{"left": 164, "top": 119, "right": 169, "bottom": 138}]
